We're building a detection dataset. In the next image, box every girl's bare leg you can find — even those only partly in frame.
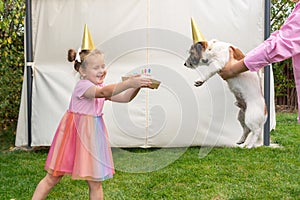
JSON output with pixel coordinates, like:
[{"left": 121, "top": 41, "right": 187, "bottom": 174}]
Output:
[
  {"left": 87, "top": 180, "right": 103, "bottom": 200},
  {"left": 32, "top": 173, "right": 62, "bottom": 200}
]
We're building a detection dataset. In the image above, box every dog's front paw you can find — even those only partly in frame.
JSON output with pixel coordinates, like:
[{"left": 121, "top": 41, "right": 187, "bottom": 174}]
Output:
[{"left": 194, "top": 80, "right": 205, "bottom": 87}]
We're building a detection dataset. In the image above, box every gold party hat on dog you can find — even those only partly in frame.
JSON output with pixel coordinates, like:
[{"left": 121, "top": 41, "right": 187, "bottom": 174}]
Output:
[
  {"left": 191, "top": 17, "right": 206, "bottom": 44},
  {"left": 81, "top": 24, "right": 95, "bottom": 50}
]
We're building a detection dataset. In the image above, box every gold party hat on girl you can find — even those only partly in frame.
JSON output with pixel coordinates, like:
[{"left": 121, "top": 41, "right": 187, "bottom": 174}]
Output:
[
  {"left": 81, "top": 24, "right": 95, "bottom": 50},
  {"left": 191, "top": 17, "right": 206, "bottom": 44}
]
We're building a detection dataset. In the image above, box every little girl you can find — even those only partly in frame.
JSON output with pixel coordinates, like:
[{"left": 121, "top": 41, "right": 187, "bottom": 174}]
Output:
[{"left": 32, "top": 46, "right": 151, "bottom": 199}]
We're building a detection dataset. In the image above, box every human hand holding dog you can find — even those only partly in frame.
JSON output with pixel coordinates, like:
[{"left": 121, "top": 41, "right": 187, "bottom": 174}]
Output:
[{"left": 219, "top": 47, "right": 248, "bottom": 80}]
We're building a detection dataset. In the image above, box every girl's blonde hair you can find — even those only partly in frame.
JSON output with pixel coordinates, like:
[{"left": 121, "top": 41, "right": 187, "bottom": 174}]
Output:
[{"left": 67, "top": 49, "right": 103, "bottom": 72}]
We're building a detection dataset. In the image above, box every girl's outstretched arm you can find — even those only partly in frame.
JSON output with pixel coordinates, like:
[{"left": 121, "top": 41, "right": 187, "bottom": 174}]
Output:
[
  {"left": 83, "top": 75, "right": 151, "bottom": 99},
  {"left": 108, "top": 88, "right": 141, "bottom": 102}
]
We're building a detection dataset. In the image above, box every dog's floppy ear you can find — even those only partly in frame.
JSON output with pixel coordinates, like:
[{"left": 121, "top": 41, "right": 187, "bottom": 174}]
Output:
[
  {"left": 230, "top": 46, "right": 245, "bottom": 60},
  {"left": 194, "top": 42, "right": 202, "bottom": 54},
  {"left": 200, "top": 41, "right": 208, "bottom": 50},
  {"left": 194, "top": 41, "right": 208, "bottom": 54}
]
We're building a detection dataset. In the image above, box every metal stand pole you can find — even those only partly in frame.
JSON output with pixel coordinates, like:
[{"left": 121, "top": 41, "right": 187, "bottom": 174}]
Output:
[
  {"left": 264, "top": 0, "right": 271, "bottom": 146},
  {"left": 25, "top": 0, "right": 33, "bottom": 147}
]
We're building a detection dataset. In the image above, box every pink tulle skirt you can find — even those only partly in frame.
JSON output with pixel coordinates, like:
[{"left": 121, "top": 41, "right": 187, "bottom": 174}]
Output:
[{"left": 45, "top": 111, "right": 115, "bottom": 181}]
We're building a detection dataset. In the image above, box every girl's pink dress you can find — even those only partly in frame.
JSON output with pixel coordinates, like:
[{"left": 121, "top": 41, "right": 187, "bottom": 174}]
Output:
[{"left": 45, "top": 80, "right": 115, "bottom": 181}]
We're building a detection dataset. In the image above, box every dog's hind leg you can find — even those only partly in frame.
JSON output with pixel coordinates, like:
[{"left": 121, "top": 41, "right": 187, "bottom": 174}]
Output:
[
  {"left": 236, "top": 109, "right": 251, "bottom": 145},
  {"left": 243, "top": 102, "right": 267, "bottom": 148},
  {"left": 247, "top": 127, "right": 262, "bottom": 148}
]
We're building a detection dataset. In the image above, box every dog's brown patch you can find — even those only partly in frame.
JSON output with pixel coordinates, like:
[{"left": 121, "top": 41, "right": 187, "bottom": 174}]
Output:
[
  {"left": 200, "top": 41, "right": 208, "bottom": 50},
  {"left": 230, "top": 46, "right": 245, "bottom": 60}
]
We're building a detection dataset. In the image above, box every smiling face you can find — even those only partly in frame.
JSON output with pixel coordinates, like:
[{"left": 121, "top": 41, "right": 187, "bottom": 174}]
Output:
[{"left": 80, "top": 53, "right": 107, "bottom": 85}]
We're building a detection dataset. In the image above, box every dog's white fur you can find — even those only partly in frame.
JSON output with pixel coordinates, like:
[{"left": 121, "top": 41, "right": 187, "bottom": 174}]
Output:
[{"left": 184, "top": 39, "right": 267, "bottom": 148}]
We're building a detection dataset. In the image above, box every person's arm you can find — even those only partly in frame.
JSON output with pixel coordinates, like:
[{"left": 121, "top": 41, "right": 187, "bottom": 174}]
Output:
[
  {"left": 244, "top": 2, "right": 300, "bottom": 72},
  {"left": 220, "top": 2, "right": 300, "bottom": 80},
  {"left": 83, "top": 75, "right": 151, "bottom": 99},
  {"left": 108, "top": 88, "right": 141, "bottom": 102}
]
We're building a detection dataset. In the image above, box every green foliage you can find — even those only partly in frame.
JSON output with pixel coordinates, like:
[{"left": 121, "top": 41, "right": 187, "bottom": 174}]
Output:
[
  {"left": 271, "top": 0, "right": 295, "bottom": 31},
  {"left": 0, "top": 0, "right": 25, "bottom": 134},
  {"left": 272, "top": 60, "right": 295, "bottom": 97}
]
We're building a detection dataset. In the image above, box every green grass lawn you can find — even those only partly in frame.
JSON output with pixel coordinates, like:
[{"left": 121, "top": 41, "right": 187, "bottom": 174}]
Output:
[{"left": 0, "top": 113, "right": 299, "bottom": 199}]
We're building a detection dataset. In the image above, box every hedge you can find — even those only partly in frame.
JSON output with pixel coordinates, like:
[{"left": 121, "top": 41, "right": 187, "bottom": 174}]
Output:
[{"left": 0, "top": 0, "right": 25, "bottom": 134}]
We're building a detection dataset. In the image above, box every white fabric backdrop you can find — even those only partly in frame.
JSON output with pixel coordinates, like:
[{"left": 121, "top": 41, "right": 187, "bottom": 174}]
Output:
[{"left": 16, "top": 0, "right": 275, "bottom": 147}]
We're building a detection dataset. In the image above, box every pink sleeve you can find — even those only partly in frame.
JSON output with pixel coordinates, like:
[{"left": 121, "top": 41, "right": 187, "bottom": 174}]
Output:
[
  {"left": 75, "top": 80, "right": 95, "bottom": 99},
  {"left": 244, "top": 2, "right": 300, "bottom": 71}
]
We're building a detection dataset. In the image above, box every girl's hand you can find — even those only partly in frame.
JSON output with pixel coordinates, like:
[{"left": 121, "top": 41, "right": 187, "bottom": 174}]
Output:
[{"left": 126, "top": 74, "right": 152, "bottom": 88}]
